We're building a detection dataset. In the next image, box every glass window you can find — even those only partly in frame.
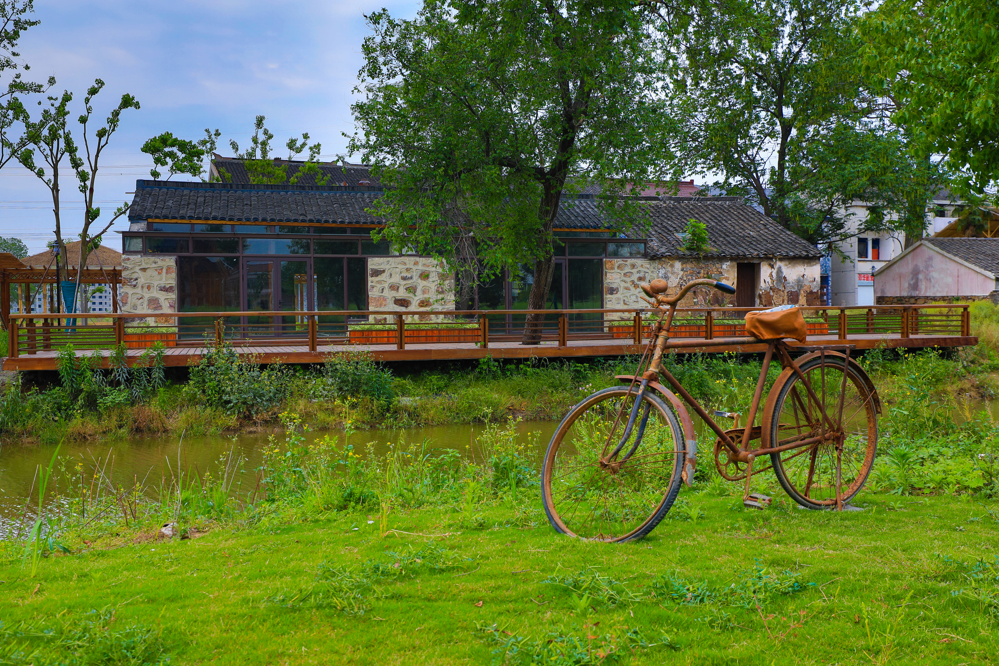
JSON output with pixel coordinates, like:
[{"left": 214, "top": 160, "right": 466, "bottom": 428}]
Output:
[
  {"left": 313, "top": 226, "right": 351, "bottom": 234},
  {"left": 193, "top": 223, "right": 231, "bottom": 233},
  {"left": 242, "top": 238, "right": 310, "bottom": 255},
  {"left": 871, "top": 238, "right": 880, "bottom": 261},
  {"left": 556, "top": 231, "right": 613, "bottom": 238},
  {"left": 193, "top": 238, "right": 239, "bottom": 254},
  {"left": 607, "top": 242, "right": 645, "bottom": 257},
  {"left": 234, "top": 225, "right": 272, "bottom": 234},
  {"left": 315, "top": 240, "right": 359, "bottom": 255},
  {"left": 146, "top": 237, "right": 189, "bottom": 254},
  {"left": 511, "top": 263, "right": 563, "bottom": 309},
  {"left": 857, "top": 237, "right": 868, "bottom": 259},
  {"left": 149, "top": 222, "right": 191, "bottom": 232},
  {"left": 277, "top": 225, "right": 309, "bottom": 234},
  {"left": 567, "top": 242, "right": 605, "bottom": 256},
  {"left": 568, "top": 259, "right": 603, "bottom": 320},
  {"left": 361, "top": 240, "right": 392, "bottom": 255},
  {"left": 477, "top": 274, "right": 505, "bottom": 310},
  {"left": 315, "top": 257, "right": 345, "bottom": 312},
  {"left": 123, "top": 236, "right": 143, "bottom": 253},
  {"left": 347, "top": 258, "right": 367, "bottom": 311},
  {"left": 177, "top": 256, "right": 240, "bottom": 325}
]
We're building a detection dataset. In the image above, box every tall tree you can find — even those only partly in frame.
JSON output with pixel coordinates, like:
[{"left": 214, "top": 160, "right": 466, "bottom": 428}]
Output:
[
  {"left": 860, "top": 0, "right": 999, "bottom": 194},
  {"left": 348, "top": 0, "right": 678, "bottom": 343},
  {"left": 0, "top": 236, "right": 27, "bottom": 258},
  {"left": 669, "top": 0, "right": 939, "bottom": 246},
  {"left": 0, "top": 0, "right": 51, "bottom": 172}
]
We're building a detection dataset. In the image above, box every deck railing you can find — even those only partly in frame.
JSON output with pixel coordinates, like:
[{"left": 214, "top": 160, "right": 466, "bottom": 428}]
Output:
[{"left": 5, "top": 304, "right": 972, "bottom": 360}]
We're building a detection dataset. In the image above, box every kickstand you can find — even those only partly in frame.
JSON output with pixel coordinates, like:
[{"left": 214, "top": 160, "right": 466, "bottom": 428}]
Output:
[{"left": 742, "top": 454, "right": 772, "bottom": 510}]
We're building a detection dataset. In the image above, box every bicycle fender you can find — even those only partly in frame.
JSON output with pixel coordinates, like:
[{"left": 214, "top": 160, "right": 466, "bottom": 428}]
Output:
[{"left": 616, "top": 375, "right": 697, "bottom": 487}]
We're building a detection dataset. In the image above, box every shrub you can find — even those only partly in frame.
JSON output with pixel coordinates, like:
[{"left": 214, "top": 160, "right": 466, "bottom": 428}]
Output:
[
  {"left": 55, "top": 343, "right": 166, "bottom": 414},
  {"left": 316, "top": 350, "right": 394, "bottom": 404},
  {"left": 186, "top": 341, "right": 290, "bottom": 417}
]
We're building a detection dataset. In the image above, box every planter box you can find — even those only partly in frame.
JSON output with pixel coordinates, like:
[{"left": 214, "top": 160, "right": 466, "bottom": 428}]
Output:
[
  {"left": 714, "top": 323, "right": 746, "bottom": 337},
  {"left": 123, "top": 332, "right": 177, "bottom": 349},
  {"left": 348, "top": 327, "right": 481, "bottom": 345},
  {"left": 610, "top": 324, "right": 652, "bottom": 339},
  {"left": 807, "top": 321, "right": 829, "bottom": 336}
]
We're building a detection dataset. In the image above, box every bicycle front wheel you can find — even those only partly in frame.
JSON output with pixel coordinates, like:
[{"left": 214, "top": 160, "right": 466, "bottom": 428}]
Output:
[{"left": 541, "top": 386, "right": 685, "bottom": 542}]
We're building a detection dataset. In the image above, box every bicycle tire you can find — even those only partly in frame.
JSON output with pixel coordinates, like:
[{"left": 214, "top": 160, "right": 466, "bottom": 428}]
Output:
[
  {"left": 541, "top": 386, "right": 686, "bottom": 542},
  {"left": 767, "top": 355, "right": 878, "bottom": 509}
]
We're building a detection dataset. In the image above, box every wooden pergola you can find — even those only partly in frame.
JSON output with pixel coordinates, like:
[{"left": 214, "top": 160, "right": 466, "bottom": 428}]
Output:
[{"left": 0, "top": 252, "right": 122, "bottom": 330}]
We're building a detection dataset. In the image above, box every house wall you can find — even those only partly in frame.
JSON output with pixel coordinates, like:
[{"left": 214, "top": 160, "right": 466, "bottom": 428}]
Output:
[
  {"left": 367, "top": 256, "right": 455, "bottom": 321},
  {"left": 874, "top": 244, "right": 995, "bottom": 299},
  {"left": 602, "top": 256, "right": 820, "bottom": 316},
  {"left": 121, "top": 255, "right": 177, "bottom": 323}
]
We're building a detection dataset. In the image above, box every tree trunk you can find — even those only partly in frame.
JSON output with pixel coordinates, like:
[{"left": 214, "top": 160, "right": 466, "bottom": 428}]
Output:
[{"left": 522, "top": 254, "right": 558, "bottom": 345}]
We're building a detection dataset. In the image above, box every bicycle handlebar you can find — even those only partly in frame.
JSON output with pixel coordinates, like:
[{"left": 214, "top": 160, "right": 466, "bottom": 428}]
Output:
[{"left": 641, "top": 278, "right": 736, "bottom": 307}]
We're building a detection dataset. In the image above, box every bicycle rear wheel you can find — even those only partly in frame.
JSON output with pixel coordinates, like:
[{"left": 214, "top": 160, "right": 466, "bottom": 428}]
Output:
[
  {"left": 541, "top": 386, "right": 685, "bottom": 542},
  {"left": 767, "top": 355, "right": 878, "bottom": 509}
]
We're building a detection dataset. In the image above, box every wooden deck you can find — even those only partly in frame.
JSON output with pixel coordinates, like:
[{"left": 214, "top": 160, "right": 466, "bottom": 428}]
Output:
[{"left": 3, "top": 332, "right": 978, "bottom": 371}]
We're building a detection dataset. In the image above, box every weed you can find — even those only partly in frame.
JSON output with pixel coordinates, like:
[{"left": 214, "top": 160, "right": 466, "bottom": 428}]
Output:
[
  {"left": 726, "top": 562, "right": 815, "bottom": 608},
  {"left": 647, "top": 571, "right": 715, "bottom": 605},
  {"left": 361, "top": 543, "right": 466, "bottom": 579},
  {"left": 265, "top": 563, "right": 377, "bottom": 615},
  {"left": 542, "top": 567, "right": 643, "bottom": 608},
  {"left": 477, "top": 622, "right": 674, "bottom": 665}
]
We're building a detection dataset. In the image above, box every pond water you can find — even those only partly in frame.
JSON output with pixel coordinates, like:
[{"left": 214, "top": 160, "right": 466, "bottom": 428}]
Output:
[{"left": 0, "top": 421, "right": 560, "bottom": 535}]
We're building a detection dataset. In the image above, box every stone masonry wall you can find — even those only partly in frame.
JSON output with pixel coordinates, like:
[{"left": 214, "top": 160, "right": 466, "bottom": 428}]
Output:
[
  {"left": 758, "top": 258, "right": 821, "bottom": 307},
  {"left": 121, "top": 255, "right": 177, "bottom": 323},
  {"left": 603, "top": 258, "right": 656, "bottom": 319},
  {"left": 367, "top": 256, "right": 455, "bottom": 322}
]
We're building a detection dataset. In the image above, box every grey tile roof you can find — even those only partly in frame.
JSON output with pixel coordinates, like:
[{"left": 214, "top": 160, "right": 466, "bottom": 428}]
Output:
[
  {"left": 213, "top": 157, "right": 379, "bottom": 187},
  {"left": 128, "top": 182, "right": 821, "bottom": 259},
  {"left": 924, "top": 237, "right": 999, "bottom": 276}
]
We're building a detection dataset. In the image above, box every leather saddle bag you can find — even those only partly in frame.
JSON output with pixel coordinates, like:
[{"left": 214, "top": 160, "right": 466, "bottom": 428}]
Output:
[{"left": 744, "top": 305, "right": 807, "bottom": 342}]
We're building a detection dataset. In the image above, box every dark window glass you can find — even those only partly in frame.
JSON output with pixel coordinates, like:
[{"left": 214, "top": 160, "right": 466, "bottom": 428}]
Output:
[
  {"left": 315, "top": 240, "right": 359, "bottom": 255},
  {"left": 313, "top": 226, "right": 351, "bottom": 234},
  {"left": 568, "top": 259, "right": 603, "bottom": 320},
  {"left": 242, "top": 238, "right": 310, "bottom": 254},
  {"left": 146, "top": 237, "right": 189, "bottom": 253},
  {"left": 871, "top": 238, "right": 880, "bottom": 261},
  {"left": 193, "top": 238, "right": 240, "bottom": 254},
  {"left": 511, "top": 263, "right": 563, "bottom": 309},
  {"left": 567, "top": 242, "right": 605, "bottom": 256},
  {"left": 177, "top": 257, "right": 240, "bottom": 337},
  {"left": 477, "top": 274, "right": 505, "bottom": 310},
  {"left": 315, "top": 257, "right": 345, "bottom": 312},
  {"left": 234, "top": 225, "right": 272, "bottom": 234},
  {"left": 556, "top": 231, "right": 613, "bottom": 238},
  {"left": 347, "top": 258, "right": 367, "bottom": 311},
  {"left": 857, "top": 237, "right": 868, "bottom": 259},
  {"left": 123, "top": 236, "right": 143, "bottom": 253},
  {"left": 607, "top": 242, "right": 645, "bottom": 257},
  {"left": 193, "top": 223, "right": 230, "bottom": 233},
  {"left": 149, "top": 222, "right": 191, "bottom": 232},
  {"left": 277, "top": 225, "right": 309, "bottom": 234},
  {"left": 361, "top": 240, "right": 392, "bottom": 255}
]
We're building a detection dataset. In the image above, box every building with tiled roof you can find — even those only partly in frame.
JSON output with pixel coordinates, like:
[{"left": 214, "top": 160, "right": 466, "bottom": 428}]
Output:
[{"left": 874, "top": 237, "right": 999, "bottom": 304}]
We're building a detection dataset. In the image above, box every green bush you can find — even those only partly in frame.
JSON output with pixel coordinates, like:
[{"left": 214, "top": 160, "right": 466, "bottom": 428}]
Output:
[
  {"left": 55, "top": 343, "right": 166, "bottom": 415},
  {"left": 316, "top": 350, "right": 394, "bottom": 404},
  {"left": 186, "top": 341, "right": 290, "bottom": 417}
]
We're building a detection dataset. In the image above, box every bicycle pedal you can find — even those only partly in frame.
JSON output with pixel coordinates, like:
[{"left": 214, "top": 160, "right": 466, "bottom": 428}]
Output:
[
  {"left": 749, "top": 493, "right": 772, "bottom": 505},
  {"left": 743, "top": 494, "right": 772, "bottom": 510},
  {"left": 743, "top": 499, "right": 766, "bottom": 510}
]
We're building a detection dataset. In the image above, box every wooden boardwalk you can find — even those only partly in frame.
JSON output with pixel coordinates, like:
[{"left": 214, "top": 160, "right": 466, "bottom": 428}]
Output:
[{"left": 3, "top": 331, "right": 977, "bottom": 371}]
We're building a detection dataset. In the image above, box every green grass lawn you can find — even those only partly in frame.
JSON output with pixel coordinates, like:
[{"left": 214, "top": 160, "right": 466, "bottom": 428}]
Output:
[{"left": 2, "top": 491, "right": 996, "bottom": 665}]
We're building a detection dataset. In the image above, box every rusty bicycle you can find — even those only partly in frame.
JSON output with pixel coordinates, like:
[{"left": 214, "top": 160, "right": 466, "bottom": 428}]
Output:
[{"left": 541, "top": 278, "right": 881, "bottom": 542}]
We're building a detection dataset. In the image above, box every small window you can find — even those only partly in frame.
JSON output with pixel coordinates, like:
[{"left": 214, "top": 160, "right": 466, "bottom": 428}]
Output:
[
  {"left": 193, "top": 238, "right": 240, "bottom": 254},
  {"left": 361, "top": 240, "right": 393, "bottom": 255},
  {"left": 871, "top": 238, "right": 880, "bottom": 261},
  {"left": 315, "top": 240, "right": 360, "bottom": 255},
  {"left": 857, "top": 237, "right": 868, "bottom": 259},
  {"left": 149, "top": 222, "right": 191, "bottom": 232},
  {"left": 277, "top": 225, "right": 309, "bottom": 234},
  {"left": 242, "top": 238, "right": 310, "bottom": 254},
  {"left": 233, "top": 225, "right": 272, "bottom": 234},
  {"left": 193, "top": 223, "right": 230, "bottom": 233},
  {"left": 123, "top": 236, "right": 143, "bottom": 253},
  {"left": 567, "top": 242, "right": 605, "bottom": 256},
  {"left": 146, "top": 237, "right": 189, "bottom": 254},
  {"left": 608, "top": 242, "right": 646, "bottom": 257},
  {"left": 313, "top": 226, "right": 351, "bottom": 235}
]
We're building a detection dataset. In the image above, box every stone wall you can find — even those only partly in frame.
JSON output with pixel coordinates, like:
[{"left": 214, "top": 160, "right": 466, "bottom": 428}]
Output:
[
  {"left": 367, "top": 256, "right": 455, "bottom": 321},
  {"left": 603, "top": 258, "right": 657, "bottom": 318},
  {"left": 121, "top": 255, "right": 177, "bottom": 323},
  {"left": 758, "top": 258, "right": 821, "bottom": 307}
]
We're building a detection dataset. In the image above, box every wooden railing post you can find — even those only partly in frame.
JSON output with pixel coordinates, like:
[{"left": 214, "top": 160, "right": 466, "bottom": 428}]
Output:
[
  {"left": 901, "top": 307, "right": 909, "bottom": 338},
  {"left": 962, "top": 305, "right": 971, "bottom": 337},
  {"left": 632, "top": 312, "right": 642, "bottom": 345},
  {"left": 115, "top": 316, "right": 124, "bottom": 347},
  {"left": 26, "top": 317, "right": 36, "bottom": 355},
  {"left": 396, "top": 314, "right": 405, "bottom": 350},
  {"left": 838, "top": 309, "right": 848, "bottom": 340},
  {"left": 42, "top": 316, "right": 51, "bottom": 351},
  {"left": 866, "top": 308, "right": 873, "bottom": 334},
  {"left": 308, "top": 316, "right": 318, "bottom": 353},
  {"left": 215, "top": 318, "right": 224, "bottom": 346},
  {"left": 911, "top": 307, "right": 920, "bottom": 335},
  {"left": 9, "top": 317, "right": 17, "bottom": 358},
  {"left": 558, "top": 313, "right": 567, "bottom": 348},
  {"left": 705, "top": 311, "right": 714, "bottom": 340},
  {"left": 480, "top": 316, "right": 489, "bottom": 349}
]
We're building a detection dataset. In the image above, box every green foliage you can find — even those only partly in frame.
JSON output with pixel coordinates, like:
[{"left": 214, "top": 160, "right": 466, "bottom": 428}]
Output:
[
  {"left": 185, "top": 341, "right": 290, "bottom": 417},
  {"left": 860, "top": 0, "right": 999, "bottom": 192},
  {"left": 680, "top": 218, "right": 712, "bottom": 254},
  {"left": 0, "top": 236, "right": 27, "bottom": 257},
  {"left": 316, "top": 350, "right": 394, "bottom": 405},
  {"left": 55, "top": 342, "right": 166, "bottom": 414},
  {"left": 349, "top": 0, "right": 676, "bottom": 313},
  {"left": 542, "top": 567, "right": 643, "bottom": 608},
  {"left": 478, "top": 622, "right": 674, "bottom": 665}
]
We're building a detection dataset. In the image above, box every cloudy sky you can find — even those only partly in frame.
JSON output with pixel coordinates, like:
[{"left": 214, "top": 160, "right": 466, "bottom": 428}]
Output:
[{"left": 1, "top": 0, "right": 420, "bottom": 254}]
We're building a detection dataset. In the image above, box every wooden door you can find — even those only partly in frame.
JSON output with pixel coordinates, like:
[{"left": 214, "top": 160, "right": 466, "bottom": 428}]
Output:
[{"left": 736, "top": 263, "right": 757, "bottom": 308}]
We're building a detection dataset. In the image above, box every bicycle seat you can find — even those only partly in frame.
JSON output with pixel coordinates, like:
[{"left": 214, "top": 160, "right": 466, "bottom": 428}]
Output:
[{"left": 744, "top": 305, "right": 807, "bottom": 342}]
